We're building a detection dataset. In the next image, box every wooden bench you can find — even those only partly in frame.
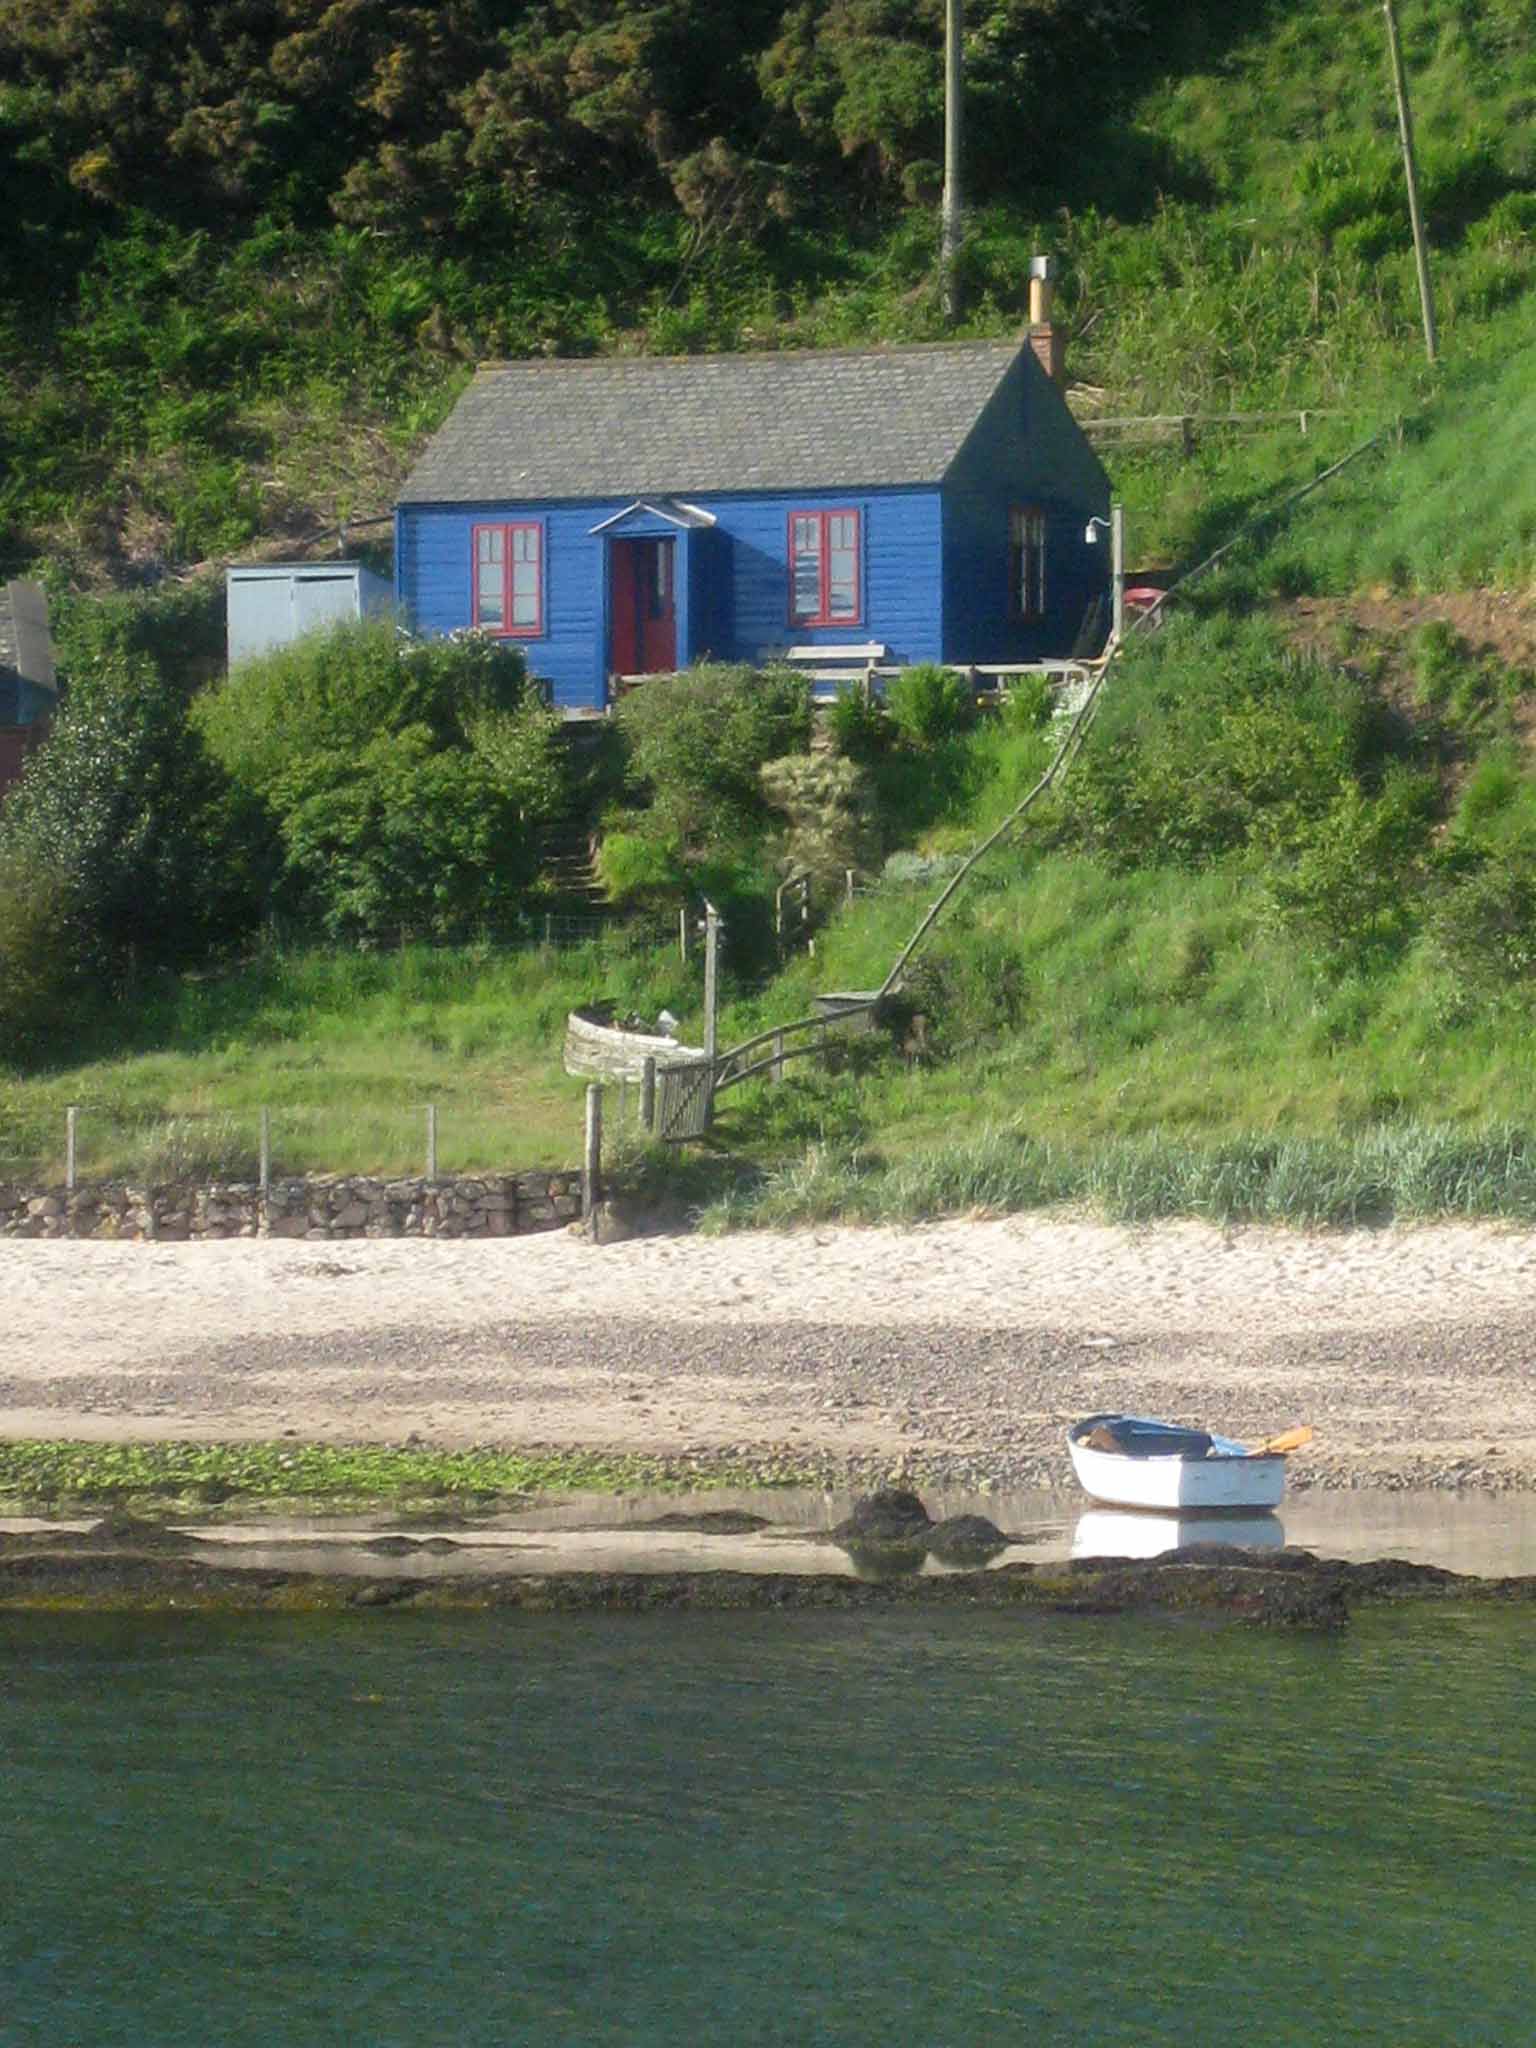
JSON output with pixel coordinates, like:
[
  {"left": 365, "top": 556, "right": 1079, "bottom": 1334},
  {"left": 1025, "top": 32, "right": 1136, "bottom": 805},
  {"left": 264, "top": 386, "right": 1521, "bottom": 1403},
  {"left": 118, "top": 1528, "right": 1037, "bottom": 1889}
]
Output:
[{"left": 759, "top": 642, "right": 893, "bottom": 701}]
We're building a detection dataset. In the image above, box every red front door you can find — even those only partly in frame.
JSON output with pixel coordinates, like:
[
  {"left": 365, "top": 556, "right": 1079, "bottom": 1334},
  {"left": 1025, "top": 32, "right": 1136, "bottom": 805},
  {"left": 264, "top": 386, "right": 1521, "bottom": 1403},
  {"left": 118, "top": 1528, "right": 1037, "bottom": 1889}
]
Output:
[{"left": 610, "top": 538, "right": 677, "bottom": 676}]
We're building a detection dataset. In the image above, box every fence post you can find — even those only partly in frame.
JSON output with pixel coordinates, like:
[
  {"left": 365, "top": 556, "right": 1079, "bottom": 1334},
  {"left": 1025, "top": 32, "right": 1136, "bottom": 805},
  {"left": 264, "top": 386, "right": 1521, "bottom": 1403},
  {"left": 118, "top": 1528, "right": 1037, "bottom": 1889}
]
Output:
[
  {"left": 679, "top": 905, "right": 689, "bottom": 962},
  {"left": 544, "top": 913, "right": 554, "bottom": 947},
  {"left": 259, "top": 1107, "right": 270, "bottom": 1194},
  {"left": 1181, "top": 414, "right": 1195, "bottom": 457},
  {"left": 426, "top": 1104, "right": 438, "bottom": 1180},
  {"left": 703, "top": 900, "right": 721, "bottom": 1063},
  {"left": 65, "top": 1105, "right": 77, "bottom": 1192},
  {"left": 583, "top": 1084, "right": 603, "bottom": 1220},
  {"left": 772, "top": 1031, "right": 785, "bottom": 1084},
  {"left": 641, "top": 1056, "right": 657, "bottom": 1133}
]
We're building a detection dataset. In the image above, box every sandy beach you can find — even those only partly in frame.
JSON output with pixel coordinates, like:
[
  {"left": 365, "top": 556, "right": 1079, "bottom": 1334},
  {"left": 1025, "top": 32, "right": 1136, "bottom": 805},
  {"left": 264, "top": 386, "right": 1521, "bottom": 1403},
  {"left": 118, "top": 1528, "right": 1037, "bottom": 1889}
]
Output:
[{"left": 6, "top": 1216, "right": 1536, "bottom": 1489}]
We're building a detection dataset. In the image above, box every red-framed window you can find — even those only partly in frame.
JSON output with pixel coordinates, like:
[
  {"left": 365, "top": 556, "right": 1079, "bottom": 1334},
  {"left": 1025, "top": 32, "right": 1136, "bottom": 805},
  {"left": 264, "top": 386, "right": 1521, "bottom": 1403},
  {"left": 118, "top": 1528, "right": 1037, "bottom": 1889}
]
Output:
[
  {"left": 1009, "top": 506, "right": 1048, "bottom": 622},
  {"left": 789, "top": 508, "right": 861, "bottom": 627},
  {"left": 472, "top": 521, "right": 543, "bottom": 636}
]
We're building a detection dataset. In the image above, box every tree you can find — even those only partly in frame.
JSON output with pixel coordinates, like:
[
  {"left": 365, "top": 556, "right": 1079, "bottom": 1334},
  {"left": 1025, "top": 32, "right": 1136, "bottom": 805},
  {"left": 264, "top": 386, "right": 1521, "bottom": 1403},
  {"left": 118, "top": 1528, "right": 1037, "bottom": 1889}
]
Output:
[{"left": 196, "top": 619, "right": 569, "bottom": 942}]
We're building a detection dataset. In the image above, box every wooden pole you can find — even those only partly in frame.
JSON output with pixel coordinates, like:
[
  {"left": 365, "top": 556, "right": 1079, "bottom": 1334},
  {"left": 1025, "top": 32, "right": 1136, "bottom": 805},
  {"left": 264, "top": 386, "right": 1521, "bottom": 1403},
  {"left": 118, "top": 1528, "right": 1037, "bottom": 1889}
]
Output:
[
  {"left": 259, "top": 1107, "right": 270, "bottom": 1194},
  {"left": 1110, "top": 502, "right": 1126, "bottom": 647},
  {"left": 641, "top": 1056, "right": 657, "bottom": 1133},
  {"left": 1383, "top": 0, "right": 1438, "bottom": 364},
  {"left": 940, "top": 0, "right": 963, "bottom": 323},
  {"left": 65, "top": 1105, "right": 77, "bottom": 1192},
  {"left": 426, "top": 1103, "right": 438, "bottom": 1180},
  {"left": 703, "top": 901, "right": 721, "bottom": 1063},
  {"left": 583, "top": 1084, "right": 603, "bottom": 1219}
]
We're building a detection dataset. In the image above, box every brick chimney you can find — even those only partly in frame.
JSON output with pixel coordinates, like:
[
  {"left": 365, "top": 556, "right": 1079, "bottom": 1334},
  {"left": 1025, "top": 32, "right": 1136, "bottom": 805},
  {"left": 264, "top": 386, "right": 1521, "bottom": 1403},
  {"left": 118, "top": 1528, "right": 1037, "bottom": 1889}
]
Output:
[{"left": 1026, "top": 254, "right": 1066, "bottom": 388}]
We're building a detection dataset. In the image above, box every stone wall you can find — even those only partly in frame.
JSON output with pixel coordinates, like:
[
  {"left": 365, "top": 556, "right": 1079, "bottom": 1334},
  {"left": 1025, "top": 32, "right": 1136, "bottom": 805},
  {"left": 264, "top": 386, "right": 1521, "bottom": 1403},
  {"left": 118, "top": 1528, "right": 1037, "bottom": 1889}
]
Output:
[{"left": 0, "top": 1171, "right": 586, "bottom": 1241}]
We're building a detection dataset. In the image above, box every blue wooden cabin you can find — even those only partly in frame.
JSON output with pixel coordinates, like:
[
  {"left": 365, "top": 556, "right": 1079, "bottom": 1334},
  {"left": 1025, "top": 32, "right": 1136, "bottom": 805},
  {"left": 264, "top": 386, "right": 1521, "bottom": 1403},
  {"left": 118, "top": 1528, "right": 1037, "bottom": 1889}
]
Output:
[{"left": 394, "top": 338, "right": 1112, "bottom": 713}]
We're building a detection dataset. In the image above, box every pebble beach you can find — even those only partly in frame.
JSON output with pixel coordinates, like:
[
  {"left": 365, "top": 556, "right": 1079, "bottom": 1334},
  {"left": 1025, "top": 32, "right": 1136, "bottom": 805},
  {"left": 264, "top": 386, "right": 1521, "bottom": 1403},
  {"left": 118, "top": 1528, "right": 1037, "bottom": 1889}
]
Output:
[{"left": 6, "top": 1215, "right": 1536, "bottom": 1491}]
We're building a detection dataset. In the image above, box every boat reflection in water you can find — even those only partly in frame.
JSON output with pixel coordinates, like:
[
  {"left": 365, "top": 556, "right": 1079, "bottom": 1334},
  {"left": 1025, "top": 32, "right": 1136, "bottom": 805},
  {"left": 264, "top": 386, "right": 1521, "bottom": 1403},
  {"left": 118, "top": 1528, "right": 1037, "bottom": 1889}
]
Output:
[{"left": 1072, "top": 1509, "right": 1286, "bottom": 1561}]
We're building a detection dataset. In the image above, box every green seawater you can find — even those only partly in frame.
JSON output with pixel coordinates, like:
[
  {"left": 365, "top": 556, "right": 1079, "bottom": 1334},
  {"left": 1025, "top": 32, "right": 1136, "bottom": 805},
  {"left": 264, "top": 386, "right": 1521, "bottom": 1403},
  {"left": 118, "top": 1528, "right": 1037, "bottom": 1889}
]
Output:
[{"left": 3, "top": 1606, "right": 1534, "bottom": 2045}]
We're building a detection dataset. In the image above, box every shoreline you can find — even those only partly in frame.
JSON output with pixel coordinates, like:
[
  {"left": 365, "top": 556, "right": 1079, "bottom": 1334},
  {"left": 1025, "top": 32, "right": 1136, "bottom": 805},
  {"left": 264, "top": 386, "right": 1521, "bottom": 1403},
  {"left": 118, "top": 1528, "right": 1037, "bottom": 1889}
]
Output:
[{"left": 6, "top": 1217, "right": 1536, "bottom": 1495}]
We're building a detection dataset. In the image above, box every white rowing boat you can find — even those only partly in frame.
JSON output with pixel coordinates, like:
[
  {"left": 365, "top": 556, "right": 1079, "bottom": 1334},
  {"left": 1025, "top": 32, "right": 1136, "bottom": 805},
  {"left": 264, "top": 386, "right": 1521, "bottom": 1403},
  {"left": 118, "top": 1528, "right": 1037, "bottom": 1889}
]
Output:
[{"left": 1066, "top": 1413, "right": 1310, "bottom": 1512}]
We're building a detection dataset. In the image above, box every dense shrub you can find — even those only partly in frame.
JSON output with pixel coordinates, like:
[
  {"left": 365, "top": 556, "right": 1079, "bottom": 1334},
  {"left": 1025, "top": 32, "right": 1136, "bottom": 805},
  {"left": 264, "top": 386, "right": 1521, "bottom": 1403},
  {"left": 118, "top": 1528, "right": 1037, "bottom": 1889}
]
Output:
[
  {"left": 196, "top": 621, "right": 565, "bottom": 943},
  {"left": 1262, "top": 767, "right": 1437, "bottom": 965},
  {"left": 1429, "top": 851, "right": 1536, "bottom": 990},
  {"left": 760, "top": 753, "right": 878, "bottom": 885},
  {"left": 1068, "top": 616, "right": 1368, "bottom": 868},
  {"left": 0, "top": 856, "right": 87, "bottom": 1063},
  {"left": 825, "top": 688, "right": 890, "bottom": 763},
  {"left": 615, "top": 664, "right": 810, "bottom": 847},
  {"left": 0, "top": 608, "right": 258, "bottom": 982},
  {"left": 884, "top": 664, "right": 974, "bottom": 749}
]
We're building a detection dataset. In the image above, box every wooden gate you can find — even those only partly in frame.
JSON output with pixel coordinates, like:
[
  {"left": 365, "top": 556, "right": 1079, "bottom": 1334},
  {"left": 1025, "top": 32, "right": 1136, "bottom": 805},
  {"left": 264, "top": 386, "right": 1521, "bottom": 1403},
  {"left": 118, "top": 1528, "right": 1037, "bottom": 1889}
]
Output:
[{"left": 654, "top": 1058, "right": 715, "bottom": 1141}]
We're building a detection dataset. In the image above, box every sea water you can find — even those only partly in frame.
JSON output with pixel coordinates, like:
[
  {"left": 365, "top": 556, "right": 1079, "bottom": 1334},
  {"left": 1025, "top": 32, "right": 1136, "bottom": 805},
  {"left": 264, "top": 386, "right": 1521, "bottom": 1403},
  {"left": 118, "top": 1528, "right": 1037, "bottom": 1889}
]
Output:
[{"left": 3, "top": 1604, "right": 1534, "bottom": 2045}]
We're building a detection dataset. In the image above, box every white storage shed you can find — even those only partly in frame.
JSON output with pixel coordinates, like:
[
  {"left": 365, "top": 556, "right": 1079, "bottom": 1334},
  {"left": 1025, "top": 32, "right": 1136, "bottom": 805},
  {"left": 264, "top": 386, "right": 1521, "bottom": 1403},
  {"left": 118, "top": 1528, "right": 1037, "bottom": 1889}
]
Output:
[{"left": 226, "top": 561, "right": 394, "bottom": 668}]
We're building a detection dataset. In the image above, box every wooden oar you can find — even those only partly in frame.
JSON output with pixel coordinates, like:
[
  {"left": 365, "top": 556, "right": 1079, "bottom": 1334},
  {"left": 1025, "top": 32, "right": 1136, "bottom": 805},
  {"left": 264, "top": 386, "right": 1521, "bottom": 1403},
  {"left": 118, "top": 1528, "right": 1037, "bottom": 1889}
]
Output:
[{"left": 1247, "top": 1425, "right": 1314, "bottom": 1458}]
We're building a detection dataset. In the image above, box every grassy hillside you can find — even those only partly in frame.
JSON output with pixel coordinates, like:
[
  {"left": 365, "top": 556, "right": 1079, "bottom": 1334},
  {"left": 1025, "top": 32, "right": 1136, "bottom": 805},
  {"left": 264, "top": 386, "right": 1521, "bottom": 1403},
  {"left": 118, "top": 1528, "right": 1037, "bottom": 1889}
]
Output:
[
  {"left": 11, "top": 0, "right": 1536, "bottom": 1223},
  {"left": 5, "top": 0, "right": 1536, "bottom": 583}
]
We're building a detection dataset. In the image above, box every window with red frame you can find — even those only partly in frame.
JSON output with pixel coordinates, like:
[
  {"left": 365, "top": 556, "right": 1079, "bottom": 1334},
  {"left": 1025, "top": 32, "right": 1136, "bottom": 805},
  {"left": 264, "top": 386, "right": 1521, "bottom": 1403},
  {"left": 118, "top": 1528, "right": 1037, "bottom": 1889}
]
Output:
[
  {"left": 789, "top": 508, "right": 861, "bottom": 627},
  {"left": 473, "top": 522, "right": 543, "bottom": 636},
  {"left": 1009, "top": 506, "right": 1047, "bottom": 621}
]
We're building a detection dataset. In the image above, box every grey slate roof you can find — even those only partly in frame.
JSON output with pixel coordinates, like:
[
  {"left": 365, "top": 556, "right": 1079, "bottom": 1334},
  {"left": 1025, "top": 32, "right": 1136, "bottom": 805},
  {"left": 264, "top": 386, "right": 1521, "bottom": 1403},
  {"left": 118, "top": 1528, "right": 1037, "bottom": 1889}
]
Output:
[{"left": 398, "top": 341, "right": 1025, "bottom": 504}]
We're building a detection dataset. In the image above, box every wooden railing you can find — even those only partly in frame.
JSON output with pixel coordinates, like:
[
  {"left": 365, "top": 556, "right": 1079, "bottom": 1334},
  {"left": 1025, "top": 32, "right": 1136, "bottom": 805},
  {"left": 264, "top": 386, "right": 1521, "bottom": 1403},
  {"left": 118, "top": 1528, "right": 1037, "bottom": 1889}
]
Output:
[{"left": 1081, "top": 409, "right": 1353, "bottom": 452}]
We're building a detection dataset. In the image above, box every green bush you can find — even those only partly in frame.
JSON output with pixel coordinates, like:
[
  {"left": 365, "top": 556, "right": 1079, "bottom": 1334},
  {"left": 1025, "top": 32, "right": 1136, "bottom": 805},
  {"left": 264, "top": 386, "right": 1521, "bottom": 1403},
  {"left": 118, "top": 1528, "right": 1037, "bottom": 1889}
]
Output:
[
  {"left": 1069, "top": 616, "right": 1368, "bottom": 868},
  {"left": 615, "top": 664, "right": 810, "bottom": 847},
  {"left": 1262, "top": 767, "right": 1436, "bottom": 965},
  {"left": 197, "top": 622, "right": 561, "bottom": 944},
  {"left": 825, "top": 688, "right": 890, "bottom": 763},
  {"left": 884, "top": 664, "right": 974, "bottom": 749},
  {"left": 597, "top": 825, "right": 687, "bottom": 909},
  {"left": 1001, "top": 671, "right": 1054, "bottom": 732},
  {"left": 1429, "top": 850, "right": 1536, "bottom": 990},
  {"left": 0, "top": 856, "right": 87, "bottom": 1065},
  {"left": 0, "top": 618, "right": 256, "bottom": 982}
]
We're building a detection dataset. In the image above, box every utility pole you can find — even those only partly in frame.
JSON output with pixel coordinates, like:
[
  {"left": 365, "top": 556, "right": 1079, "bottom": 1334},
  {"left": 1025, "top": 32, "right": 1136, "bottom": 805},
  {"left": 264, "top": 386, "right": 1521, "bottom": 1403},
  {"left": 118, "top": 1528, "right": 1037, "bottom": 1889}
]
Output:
[
  {"left": 1382, "top": 0, "right": 1438, "bottom": 364},
  {"left": 941, "top": 0, "right": 963, "bottom": 324}
]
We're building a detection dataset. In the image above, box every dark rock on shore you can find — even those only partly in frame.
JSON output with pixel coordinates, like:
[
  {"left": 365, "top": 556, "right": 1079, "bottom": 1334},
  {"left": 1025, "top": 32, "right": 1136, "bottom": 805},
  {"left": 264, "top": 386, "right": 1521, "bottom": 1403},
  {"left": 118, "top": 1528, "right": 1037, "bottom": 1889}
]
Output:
[
  {"left": 925, "top": 1514, "right": 1008, "bottom": 1563},
  {"left": 832, "top": 1488, "right": 933, "bottom": 1544}
]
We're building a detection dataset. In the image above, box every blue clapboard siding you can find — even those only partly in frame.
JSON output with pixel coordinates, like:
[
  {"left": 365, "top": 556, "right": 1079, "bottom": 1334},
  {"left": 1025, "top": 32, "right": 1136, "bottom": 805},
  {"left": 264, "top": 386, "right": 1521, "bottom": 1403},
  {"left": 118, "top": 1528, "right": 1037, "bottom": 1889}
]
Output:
[
  {"left": 397, "top": 487, "right": 943, "bottom": 709},
  {"left": 942, "top": 351, "right": 1112, "bottom": 665}
]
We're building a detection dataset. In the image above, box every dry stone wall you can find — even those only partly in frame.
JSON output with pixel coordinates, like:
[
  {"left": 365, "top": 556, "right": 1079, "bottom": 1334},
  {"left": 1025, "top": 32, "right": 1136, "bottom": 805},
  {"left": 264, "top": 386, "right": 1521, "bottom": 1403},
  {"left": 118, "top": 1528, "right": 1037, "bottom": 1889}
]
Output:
[{"left": 0, "top": 1172, "right": 585, "bottom": 1241}]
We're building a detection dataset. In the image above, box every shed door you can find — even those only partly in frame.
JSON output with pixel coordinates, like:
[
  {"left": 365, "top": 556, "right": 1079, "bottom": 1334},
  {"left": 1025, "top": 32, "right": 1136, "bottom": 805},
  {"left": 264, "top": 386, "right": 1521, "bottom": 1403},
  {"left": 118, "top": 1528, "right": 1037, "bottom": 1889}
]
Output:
[
  {"left": 609, "top": 539, "right": 676, "bottom": 676},
  {"left": 292, "top": 574, "right": 358, "bottom": 638}
]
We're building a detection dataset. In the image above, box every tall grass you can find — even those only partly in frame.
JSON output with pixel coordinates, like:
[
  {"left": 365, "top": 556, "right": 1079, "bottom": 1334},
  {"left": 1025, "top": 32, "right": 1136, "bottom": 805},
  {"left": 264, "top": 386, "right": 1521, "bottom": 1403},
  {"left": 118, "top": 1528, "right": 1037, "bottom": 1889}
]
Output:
[{"left": 699, "top": 1123, "right": 1536, "bottom": 1231}]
